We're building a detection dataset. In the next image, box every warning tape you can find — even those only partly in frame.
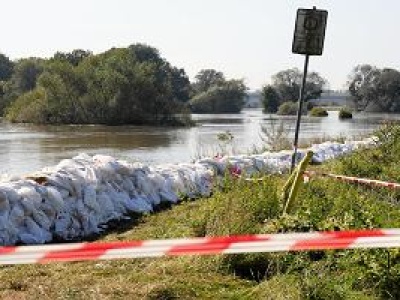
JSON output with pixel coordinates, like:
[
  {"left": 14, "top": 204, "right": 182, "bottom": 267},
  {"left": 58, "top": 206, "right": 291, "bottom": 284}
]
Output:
[
  {"left": 1, "top": 229, "right": 400, "bottom": 265},
  {"left": 303, "top": 171, "right": 400, "bottom": 189}
]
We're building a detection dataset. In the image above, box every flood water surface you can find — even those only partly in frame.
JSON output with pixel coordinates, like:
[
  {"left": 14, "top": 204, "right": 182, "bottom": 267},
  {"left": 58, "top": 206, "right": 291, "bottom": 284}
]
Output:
[{"left": 0, "top": 109, "right": 398, "bottom": 176}]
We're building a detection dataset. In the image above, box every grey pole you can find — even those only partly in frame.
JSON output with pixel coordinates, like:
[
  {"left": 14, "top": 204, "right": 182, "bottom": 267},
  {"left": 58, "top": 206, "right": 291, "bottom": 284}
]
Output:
[{"left": 290, "top": 54, "right": 310, "bottom": 173}]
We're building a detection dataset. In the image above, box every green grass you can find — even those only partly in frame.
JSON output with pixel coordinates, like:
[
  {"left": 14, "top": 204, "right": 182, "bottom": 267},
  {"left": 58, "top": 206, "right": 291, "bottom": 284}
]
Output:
[{"left": 0, "top": 124, "right": 400, "bottom": 299}]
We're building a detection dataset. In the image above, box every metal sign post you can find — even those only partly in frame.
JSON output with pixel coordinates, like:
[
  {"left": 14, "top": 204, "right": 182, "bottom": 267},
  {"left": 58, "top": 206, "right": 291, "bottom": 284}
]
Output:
[{"left": 290, "top": 6, "right": 328, "bottom": 173}]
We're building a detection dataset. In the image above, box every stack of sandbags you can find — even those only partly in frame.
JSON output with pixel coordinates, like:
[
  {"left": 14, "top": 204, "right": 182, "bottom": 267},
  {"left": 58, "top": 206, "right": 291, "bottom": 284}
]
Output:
[{"left": 0, "top": 137, "right": 375, "bottom": 246}]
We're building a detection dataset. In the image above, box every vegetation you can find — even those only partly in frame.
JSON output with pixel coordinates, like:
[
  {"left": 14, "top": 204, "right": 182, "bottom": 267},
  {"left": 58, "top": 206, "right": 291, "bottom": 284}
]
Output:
[
  {"left": 261, "top": 85, "right": 280, "bottom": 113},
  {"left": 1, "top": 45, "right": 192, "bottom": 125},
  {"left": 277, "top": 101, "right": 299, "bottom": 115},
  {"left": 339, "top": 107, "right": 353, "bottom": 119},
  {"left": 260, "top": 119, "right": 291, "bottom": 151},
  {"left": 262, "top": 68, "right": 327, "bottom": 113},
  {"left": 1, "top": 124, "right": 400, "bottom": 298},
  {"left": 189, "top": 69, "right": 247, "bottom": 113},
  {"left": 309, "top": 107, "right": 328, "bottom": 117},
  {"left": 348, "top": 64, "right": 400, "bottom": 112}
]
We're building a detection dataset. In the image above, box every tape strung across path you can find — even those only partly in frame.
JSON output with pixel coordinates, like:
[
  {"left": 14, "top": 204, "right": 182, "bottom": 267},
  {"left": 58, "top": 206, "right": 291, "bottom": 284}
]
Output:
[
  {"left": 303, "top": 171, "right": 400, "bottom": 189},
  {"left": 1, "top": 229, "right": 400, "bottom": 265}
]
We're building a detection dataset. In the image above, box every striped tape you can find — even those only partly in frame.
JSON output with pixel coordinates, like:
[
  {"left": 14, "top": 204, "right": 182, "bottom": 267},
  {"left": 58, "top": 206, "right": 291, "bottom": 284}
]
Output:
[
  {"left": 0, "top": 229, "right": 399, "bottom": 265},
  {"left": 303, "top": 171, "right": 400, "bottom": 189}
]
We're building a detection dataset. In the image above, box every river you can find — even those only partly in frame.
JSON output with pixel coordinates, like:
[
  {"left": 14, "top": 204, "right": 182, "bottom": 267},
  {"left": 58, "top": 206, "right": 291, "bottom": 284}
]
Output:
[{"left": 0, "top": 109, "right": 398, "bottom": 176}]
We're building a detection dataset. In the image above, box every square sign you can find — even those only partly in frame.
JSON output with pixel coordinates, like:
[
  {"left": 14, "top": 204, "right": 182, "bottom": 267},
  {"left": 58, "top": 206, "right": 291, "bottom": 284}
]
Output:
[{"left": 292, "top": 8, "right": 328, "bottom": 56}]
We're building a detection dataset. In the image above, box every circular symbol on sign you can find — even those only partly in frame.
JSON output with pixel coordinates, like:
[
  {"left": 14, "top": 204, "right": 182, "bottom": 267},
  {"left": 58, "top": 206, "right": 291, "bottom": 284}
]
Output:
[{"left": 304, "top": 16, "right": 318, "bottom": 30}]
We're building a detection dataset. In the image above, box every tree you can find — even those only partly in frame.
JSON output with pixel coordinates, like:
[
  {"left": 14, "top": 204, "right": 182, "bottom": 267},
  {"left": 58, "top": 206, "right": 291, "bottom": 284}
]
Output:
[
  {"left": 192, "top": 69, "right": 225, "bottom": 94},
  {"left": 261, "top": 85, "right": 280, "bottom": 113},
  {"left": 0, "top": 58, "right": 44, "bottom": 115},
  {"left": 6, "top": 45, "right": 191, "bottom": 125},
  {"left": 0, "top": 53, "right": 14, "bottom": 81},
  {"left": 128, "top": 43, "right": 161, "bottom": 63},
  {"left": 347, "top": 64, "right": 381, "bottom": 111},
  {"left": 374, "top": 69, "right": 400, "bottom": 112},
  {"left": 11, "top": 58, "right": 44, "bottom": 93},
  {"left": 53, "top": 49, "right": 92, "bottom": 66},
  {"left": 189, "top": 79, "right": 246, "bottom": 113},
  {"left": 272, "top": 68, "right": 327, "bottom": 101},
  {"left": 348, "top": 65, "right": 400, "bottom": 112},
  {"left": 168, "top": 66, "right": 191, "bottom": 102}
]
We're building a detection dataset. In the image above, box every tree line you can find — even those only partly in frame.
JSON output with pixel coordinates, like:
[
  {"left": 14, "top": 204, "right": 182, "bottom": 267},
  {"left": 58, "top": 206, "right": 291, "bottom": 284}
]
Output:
[
  {"left": 0, "top": 45, "right": 193, "bottom": 125},
  {"left": 0, "top": 45, "right": 247, "bottom": 125},
  {"left": 262, "top": 65, "right": 400, "bottom": 115},
  {"left": 1, "top": 44, "right": 400, "bottom": 125},
  {"left": 261, "top": 68, "right": 327, "bottom": 115}
]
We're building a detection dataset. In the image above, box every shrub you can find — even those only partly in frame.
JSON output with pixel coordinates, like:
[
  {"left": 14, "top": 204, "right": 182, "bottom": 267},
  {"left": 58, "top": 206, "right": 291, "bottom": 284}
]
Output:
[
  {"left": 277, "top": 101, "right": 298, "bottom": 115},
  {"left": 338, "top": 107, "right": 353, "bottom": 119},
  {"left": 309, "top": 107, "right": 328, "bottom": 117}
]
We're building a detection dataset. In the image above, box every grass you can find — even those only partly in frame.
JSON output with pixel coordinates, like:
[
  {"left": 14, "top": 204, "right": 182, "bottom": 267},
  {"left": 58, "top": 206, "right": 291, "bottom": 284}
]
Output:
[{"left": 0, "top": 124, "right": 400, "bottom": 299}]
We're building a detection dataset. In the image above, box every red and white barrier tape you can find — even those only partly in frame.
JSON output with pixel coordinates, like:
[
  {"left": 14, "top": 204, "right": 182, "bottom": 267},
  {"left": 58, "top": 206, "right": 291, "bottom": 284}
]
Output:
[
  {"left": 1, "top": 229, "right": 400, "bottom": 265},
  {"left": 303, "top": 171, "right": 400, "bottom": 189}
]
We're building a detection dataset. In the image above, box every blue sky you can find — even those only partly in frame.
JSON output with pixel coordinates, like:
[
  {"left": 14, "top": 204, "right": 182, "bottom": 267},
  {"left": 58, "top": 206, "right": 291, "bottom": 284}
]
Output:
[{"left": 2, "top": 0, "right": 399, "bottom": 90}]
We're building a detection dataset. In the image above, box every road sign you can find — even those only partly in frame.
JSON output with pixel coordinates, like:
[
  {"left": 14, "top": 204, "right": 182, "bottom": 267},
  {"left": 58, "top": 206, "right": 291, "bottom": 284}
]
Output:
[
  {"left": 292, "top": 8, "right": 328, "bottom": 56},
  {"left": 290, "top": 7, "right": 328, "bottom": 172}
]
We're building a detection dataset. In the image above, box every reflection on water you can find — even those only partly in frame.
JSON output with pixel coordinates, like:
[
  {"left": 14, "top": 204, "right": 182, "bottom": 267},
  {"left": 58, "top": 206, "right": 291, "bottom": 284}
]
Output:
[{"left": 0, "top": 109, "right": 398, "bottom": 176}]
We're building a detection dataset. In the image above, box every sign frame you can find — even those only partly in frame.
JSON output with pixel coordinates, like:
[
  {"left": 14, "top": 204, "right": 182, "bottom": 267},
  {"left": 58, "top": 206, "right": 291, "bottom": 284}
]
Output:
[{"left": 292, "top": 8, "right": 328, "bottom": 56}]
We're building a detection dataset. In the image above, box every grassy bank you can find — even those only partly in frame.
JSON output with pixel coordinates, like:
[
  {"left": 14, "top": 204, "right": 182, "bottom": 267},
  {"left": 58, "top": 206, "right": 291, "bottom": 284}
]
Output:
[{"left": 1, "top": 125, "right": 400, "bottom": 299}]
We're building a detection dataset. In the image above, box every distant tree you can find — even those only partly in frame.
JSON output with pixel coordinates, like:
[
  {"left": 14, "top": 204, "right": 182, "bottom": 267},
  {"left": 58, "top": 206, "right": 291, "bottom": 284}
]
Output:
[
  {"left": 6, "top": 45, "right": 191, "bottom": 125},
  {"left": 272, "top": 68, "right": 327, "bottom": 101},
  {"left": 0, "top": 58, "right": 44, "bottom": 115},
  {"left": 169, "top": 66, "right": 191, "bottom": 102},
  {"left": 261, "top": 85, "right": 280, "bottom": 113},
  {"left": 53, "top": 49, "right": 92, "bottom": 66},
  {"left": 272, "top": 68, "right": 302, "bottom": 101},
  {"left": 347, "top": 64, "right": 381, "bottom": 111},
  {"left": 189, "top": 79, "right": 247, "bottom": 113},
  {"left": 348, "top": 65, "right": 400, "bottom": 112},
  {"left": 192, "top": 69, "right": 225, "bottom": 94},
  {"left": 11, "top": 58, "right": 44, "bottom": 93},
  {"left": 373, "top": 68, "right": 400, "bottom": 112},
  {"left": 128, "top": 43, "right": 161, "bottom": 63},
  {"left": 0, "top": 53, "right": 14, "bottom": 81}
]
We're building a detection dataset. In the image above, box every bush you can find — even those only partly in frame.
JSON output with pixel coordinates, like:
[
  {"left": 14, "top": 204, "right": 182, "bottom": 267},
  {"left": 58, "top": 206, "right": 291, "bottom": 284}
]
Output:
[
  {"left": 338, "top": 107, "right": 353, "bottom": 119},
  {"left": 277, "top": 101, "right": 299, "bottom": 115},
  {"left": 309, "top": 107, "right": 328, "bottom": 117},
  {"left": 189, "top": 81, "right": 246, "bottom": 114}
]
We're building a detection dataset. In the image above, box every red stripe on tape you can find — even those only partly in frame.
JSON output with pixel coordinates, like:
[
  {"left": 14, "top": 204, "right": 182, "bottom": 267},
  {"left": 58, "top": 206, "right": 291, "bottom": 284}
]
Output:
[
  {"left": 291, "top": 230, "right": 386, "bottom": 251},
  {"left": 168, "top": 235, "right": 269, "bottom": 256},
  {"left": 0, "top": 246, "right": 17, "bottom": 255},
  {"left": 39, "top": 241, "right": 143, "bottom": 263},
  {"left": 322, "top": 229, "right": 385, "bottom": 238},
  {"left": 291, "top": 237, "right": 355, "bottom": 250}
]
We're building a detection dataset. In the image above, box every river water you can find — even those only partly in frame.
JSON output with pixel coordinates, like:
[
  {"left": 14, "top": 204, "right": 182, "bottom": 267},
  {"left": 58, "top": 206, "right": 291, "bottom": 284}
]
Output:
[{"left": 0, "top": 109, "right": 398, "bottom": 176}]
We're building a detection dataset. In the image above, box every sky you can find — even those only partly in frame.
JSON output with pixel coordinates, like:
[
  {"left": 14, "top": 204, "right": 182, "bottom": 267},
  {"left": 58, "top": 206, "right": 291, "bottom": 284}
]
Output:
[{"left": 1, "top": 0, "right": 399, "bottom": 91}]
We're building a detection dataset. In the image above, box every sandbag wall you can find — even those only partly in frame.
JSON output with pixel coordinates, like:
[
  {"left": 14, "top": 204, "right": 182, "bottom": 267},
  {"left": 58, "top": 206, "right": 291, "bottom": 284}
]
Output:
[{"left": 0, "top": 138, "right": 376, "bottom": 246}]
